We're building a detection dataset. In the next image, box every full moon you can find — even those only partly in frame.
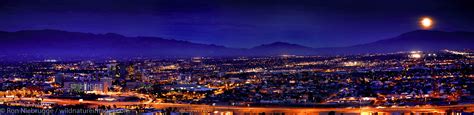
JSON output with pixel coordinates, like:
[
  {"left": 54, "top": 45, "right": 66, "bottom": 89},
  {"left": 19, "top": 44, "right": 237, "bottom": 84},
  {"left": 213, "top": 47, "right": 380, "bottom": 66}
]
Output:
[{"left": 420, "top": 17, "right": 434, "bottom": 29}]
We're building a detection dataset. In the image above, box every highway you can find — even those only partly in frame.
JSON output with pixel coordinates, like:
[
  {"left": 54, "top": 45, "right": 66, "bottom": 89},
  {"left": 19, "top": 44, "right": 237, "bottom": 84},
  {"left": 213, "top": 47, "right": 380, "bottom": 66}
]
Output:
[
  {"left": 0, "top": 98, "right": 474, "bottom": 113},
  {"left": 2, "top": 97, "right": 474, "bottom": 114}
]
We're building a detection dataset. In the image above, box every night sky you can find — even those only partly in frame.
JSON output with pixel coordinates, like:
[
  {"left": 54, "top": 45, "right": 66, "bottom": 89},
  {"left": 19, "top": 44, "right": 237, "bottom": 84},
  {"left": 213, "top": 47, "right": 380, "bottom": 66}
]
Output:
[{"left": 1, "top": 0, "right": 473, "bottom": 48}]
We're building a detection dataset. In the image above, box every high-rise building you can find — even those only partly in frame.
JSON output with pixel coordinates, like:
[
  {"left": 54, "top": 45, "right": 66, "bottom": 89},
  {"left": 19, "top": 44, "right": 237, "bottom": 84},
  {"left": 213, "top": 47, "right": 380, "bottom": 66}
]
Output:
[
  {"left": 63, "top": 81, "right": 112, "bottom": 93},
  {"left": 54, "top": 73, "right": 65, "bottom": 85}
]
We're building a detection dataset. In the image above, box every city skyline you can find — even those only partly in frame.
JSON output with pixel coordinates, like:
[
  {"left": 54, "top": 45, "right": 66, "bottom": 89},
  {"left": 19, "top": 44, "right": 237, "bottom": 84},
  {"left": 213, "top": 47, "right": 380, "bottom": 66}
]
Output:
[{"left": 0, "top": 0, "right": 473, "bottom": 114}]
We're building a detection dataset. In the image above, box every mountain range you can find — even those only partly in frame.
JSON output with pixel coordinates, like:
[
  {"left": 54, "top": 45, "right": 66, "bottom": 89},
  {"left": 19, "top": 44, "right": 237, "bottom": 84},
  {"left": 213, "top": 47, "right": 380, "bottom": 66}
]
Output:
[{"left": 0, "top": 29, "right": 473, "bottom": 57}]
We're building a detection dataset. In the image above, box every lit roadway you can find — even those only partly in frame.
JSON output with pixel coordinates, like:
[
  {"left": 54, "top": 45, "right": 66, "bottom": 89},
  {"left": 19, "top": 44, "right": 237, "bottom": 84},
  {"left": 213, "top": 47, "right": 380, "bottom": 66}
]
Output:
[{"left": 2, "top": 97, "right": 474, "bottom": 113}]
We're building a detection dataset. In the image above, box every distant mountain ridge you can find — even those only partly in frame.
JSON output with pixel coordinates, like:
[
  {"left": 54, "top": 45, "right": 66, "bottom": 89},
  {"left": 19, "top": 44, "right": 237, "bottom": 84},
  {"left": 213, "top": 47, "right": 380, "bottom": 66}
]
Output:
[
  {"left": 313, "top": 30, "right": 474, "bottom": 55},
  {"left": 0, "top": 29, "right": 473, "bottom": 57},
  {"left": 0, "top": 29, "right": 241, "bottom": 57},
  {"left": 249, "top": 42, "right": 316, "bottom": 55}
]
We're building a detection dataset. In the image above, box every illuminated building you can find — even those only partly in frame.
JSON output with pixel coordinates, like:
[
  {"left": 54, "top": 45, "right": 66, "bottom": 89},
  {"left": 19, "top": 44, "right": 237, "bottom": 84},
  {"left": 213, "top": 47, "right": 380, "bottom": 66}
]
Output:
[{"left": 64, "top": 81, "right": 111, "bottom": 93}]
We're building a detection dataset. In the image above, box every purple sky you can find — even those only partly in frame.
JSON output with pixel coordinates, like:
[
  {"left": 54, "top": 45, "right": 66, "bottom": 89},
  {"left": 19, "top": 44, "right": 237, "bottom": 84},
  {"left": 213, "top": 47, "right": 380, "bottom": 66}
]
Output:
[{"left": 1, "top": 0, "right": 473, "bottom": 48}]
